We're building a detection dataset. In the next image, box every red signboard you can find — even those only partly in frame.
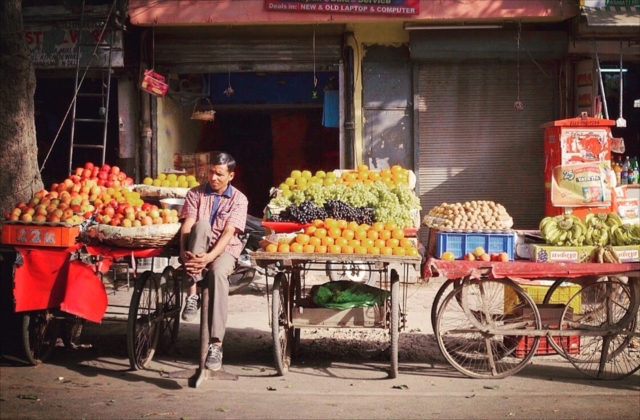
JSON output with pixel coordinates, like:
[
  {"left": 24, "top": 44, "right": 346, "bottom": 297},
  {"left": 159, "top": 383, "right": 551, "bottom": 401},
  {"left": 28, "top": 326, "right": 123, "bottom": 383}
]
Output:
[{"left": 265, "top": 0, "right": 419, "bottom": 15}]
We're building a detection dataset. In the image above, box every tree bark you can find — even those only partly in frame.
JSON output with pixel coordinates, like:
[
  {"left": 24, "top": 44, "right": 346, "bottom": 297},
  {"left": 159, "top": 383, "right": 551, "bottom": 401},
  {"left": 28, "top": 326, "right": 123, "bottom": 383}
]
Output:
[{"left": 0, "top": 0, "right": 43, "bottom": 218}]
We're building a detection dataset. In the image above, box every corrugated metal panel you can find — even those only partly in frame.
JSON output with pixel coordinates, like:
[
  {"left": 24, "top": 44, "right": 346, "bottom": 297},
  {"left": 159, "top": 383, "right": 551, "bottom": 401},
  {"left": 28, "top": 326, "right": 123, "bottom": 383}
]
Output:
[
  {"left": 154, "top": 35, "right": 342, "bottom": 73},
  {"left": 417, "top": 60, "right": 558, "bottom": 238}
]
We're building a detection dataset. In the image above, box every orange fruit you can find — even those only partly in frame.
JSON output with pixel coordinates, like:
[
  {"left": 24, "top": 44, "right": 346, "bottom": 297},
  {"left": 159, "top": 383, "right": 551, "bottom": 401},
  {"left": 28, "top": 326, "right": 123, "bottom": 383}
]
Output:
[
  {"left": 315, "top": 245, "right": 328, "bottom": 254},
  {"left": 392, "top": 228, "right": 405, "bottom": 240},
  {"left": 440, "top": 251, "right": 455, "bottom": 261},
  {"left": 400, "top": 238, "right": 414, "bottom": 249},
  {"left": 368, "top": 247, "right": 381, "bottom": 255},
  {"left": 391, "top": 164, "right": 403, "bottom": 175},
  {"left": 314, "top": 228, "right": 327, "bottom": 239},
  {"left": 380, "top": 246, "right": 393, "bottom": 256},
  {"left": 347, "top": 221, "right": 360, "bottom": 231},
  {"left": 379, "top": 229, "right": 391, "bottom": 241},
  {"left": 308, "top": 236, "right": 322, "bottom": 247},
  {"left": 393, "top": 247, "right": 407, "bottom": 256},
  {"left": 355, "top": 229, "right": 368, "bottom": 241},
  {"left": 355, "top": 246, "right": 368, "bottom": 255},
  {"left": 265, "top": 243, "right": 278, "bottom": 253},
  {"left": 313, "top": 219, "right": 324, "bottom": 228},
  {"left": 368, "top": 171, "right": 381, "bottom": 182},
  {"left": 380, "top": 168, "right": 392, "bottom": 178},
  {"left": 296, "top": 233, "right": 310, "bottom": 245},
  {"left": 278, "top": 243, "right": 290, "bottom": 253},
  {"left": 359, "top": 223, "right": 371, "bottom": 231},
  {"left": 357, "top": 164, "right": 369, "bottom": 173},
  {"left": 341, "top": 229, "right": 355, "bottom": 240},
  {"left": 290, "top": 242, "right": 304, "bottom": 253},
  {"left": 335, "top": 237, "right": 348, "bottom": 247},
  {"left": 303, "top": 244, "right": 315, "bottom": 253},
  {"left": 322, "top": 236, "right": 335, "bottom": 247},
  {"left": 374, "top": 239, "right": 386, "bottom": 249},
  {"left": 384, "top": 221, "right": 398, "bottom": 231},
  {"left": 342, "top": 245, "right": 355, "bottom": 254},
  {"left": 348, "top": 239, "right": 361, "bottom": 248},
  {"left": 357, "top": 172, "right": 368, "bottom": 181},
  {"left": 324, "top": 218, "right": 338, "bottom": 230},
  {"left": 337, "top": 219, "right": 348, "bottom": 229},
  {"left": 407, "top": 248, "right": 419, "bottom": 257},
  {"left": 329, "top": 244, "right": 342, "bottom": 254},
  {"left": 387, "top": 238, "right": 400, "bottom": 248},
  {"left": 372, "top": 222, "right": 385, "bottom": 232},
  {"left": 367, "top": 230, "right": 379, "bottom": 240},
  {"left": 361, "top": 238, "right": 374, "bottom": 249},
  {"left": 329, "top": 227, "right": 342, "bottom": 239},
  {"left": 305, "top": 225, "right": 317, "bottom": 236}
]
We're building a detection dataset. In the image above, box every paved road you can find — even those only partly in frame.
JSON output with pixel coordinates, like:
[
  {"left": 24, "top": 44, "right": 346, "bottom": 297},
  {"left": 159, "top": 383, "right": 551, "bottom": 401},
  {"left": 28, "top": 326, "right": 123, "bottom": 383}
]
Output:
[{"left": 1, "top": 273, "right": 639, "bottom": 419}]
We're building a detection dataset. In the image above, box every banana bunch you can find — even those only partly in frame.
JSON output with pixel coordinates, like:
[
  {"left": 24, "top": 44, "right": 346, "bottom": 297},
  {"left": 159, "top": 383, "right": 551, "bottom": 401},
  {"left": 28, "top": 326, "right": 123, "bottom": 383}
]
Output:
[
  {"left": 610, "top": 223, "right": 640, "bottom": 246},
  {"left": 583, "top": 217, "right": 610, "bottom": 246},
  {"left": 594, "top": 245, "right": 622, "bottom": 264},
  {"left": 539, "top": 214, "right": 587, "bottom": 246}
]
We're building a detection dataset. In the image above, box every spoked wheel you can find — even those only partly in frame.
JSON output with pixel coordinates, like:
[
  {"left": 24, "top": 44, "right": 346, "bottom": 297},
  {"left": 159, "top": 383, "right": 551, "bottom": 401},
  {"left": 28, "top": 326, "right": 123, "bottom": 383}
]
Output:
[
  {"left": 559, "top": 280, "right": 640, "bottom": 380},
  {"left": 389, "top": 269, "right": 400, "bottom": 379},
  {"left": 327, "top": 261, "right": 375, "bottom": 286},
  {"left": 436, "top": 279, "right": 542, "bottom": 379},
  {"left": 431, "top": 280, "right": 461, "bottom": 335},
  {"left": 127, "top": 271, "right": 162, "bottom": 370},
  {"left": 22, "top": 310, "right": 59, "bottom": 365},
  {"left": 158, "top": 266, "right": 181, "bottom": 355},
  {"left": 272, "top": 272, "right": 293, "bottom": 375}
]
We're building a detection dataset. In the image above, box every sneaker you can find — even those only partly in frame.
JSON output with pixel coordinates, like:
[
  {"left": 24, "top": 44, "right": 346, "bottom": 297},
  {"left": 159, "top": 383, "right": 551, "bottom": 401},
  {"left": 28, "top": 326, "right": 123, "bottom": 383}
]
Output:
[
  {"left": 205, "top": 344, "right": 223, "bottom": 371},
  {"left": 181, "top": 294, "right": 200, "bottom": 322}
]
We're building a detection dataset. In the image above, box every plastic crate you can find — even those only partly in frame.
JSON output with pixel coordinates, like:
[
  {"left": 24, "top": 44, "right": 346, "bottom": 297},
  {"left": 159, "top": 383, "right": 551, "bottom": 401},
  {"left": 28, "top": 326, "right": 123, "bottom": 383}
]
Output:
[
  {"left": 507, "top": 335, "right": 580, "bottom": 358},
  {"left": 435, "top": 232, "right": 514, "bottom": 260},
  {"left": 504, "top": 283, "right": 581, "bottom": 314}
]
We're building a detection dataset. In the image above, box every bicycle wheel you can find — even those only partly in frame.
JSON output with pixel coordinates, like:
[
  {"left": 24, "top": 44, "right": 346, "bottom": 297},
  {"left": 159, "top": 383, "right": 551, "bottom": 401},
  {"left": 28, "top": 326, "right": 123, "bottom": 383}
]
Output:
[
  {"left": 127, "top": 271, "right": 162, "bottom": 370},
  {"left": 159, "top": 266, "right": 181, "bottom": 355},
  {"left": 436, "top": 279, "right": 541, "bottom": 379},
  {"left": 389, "top": 269, "right": 400, "bottom": 378},
  {"left": 272, "top": 272, "right": 293, "bottom": 375},
  {"left": 559, "top": 280, "right": 640, "bottom": 380},
  {"left": 22, "top": 310, "right": 59, "bottom": 365}
]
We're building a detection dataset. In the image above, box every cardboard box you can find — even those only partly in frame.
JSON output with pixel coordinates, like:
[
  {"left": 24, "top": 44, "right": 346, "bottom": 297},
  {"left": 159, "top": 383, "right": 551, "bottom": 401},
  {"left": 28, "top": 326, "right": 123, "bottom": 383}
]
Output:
[
  {"left": 139, "top": 70, "right": 168, "bottom": 97},
  {"left": 2, "top": 223, "right": 80, "bottom": 247},
  {"left": 611, "top": 245, "right": 640, "bottom": 262},
  {"left": 530, "top": 245, "right": 595, "bottom": 263}
]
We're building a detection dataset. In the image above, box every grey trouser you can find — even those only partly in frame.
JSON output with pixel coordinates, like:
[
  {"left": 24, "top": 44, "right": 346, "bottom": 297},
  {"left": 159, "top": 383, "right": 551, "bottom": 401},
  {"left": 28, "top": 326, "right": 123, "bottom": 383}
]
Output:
[{"left": 186, "top": 220, "right": 237, "bottom": 342}]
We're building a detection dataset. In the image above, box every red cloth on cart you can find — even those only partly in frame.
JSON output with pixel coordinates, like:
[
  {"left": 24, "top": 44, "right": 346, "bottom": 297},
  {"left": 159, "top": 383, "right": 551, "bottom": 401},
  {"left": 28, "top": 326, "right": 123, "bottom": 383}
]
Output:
[
  {"left": 12, "top": 244, "right": 166, "bottom": 323},
  {"left": 426, "top": 258, "right": 640, "bottom": 280}
]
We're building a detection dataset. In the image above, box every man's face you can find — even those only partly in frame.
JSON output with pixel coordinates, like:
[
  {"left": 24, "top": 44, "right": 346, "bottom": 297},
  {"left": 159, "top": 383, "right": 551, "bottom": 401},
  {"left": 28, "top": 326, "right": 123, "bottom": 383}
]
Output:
[{"left": 208, "top": 164, "right": 234, "bottom": 193}]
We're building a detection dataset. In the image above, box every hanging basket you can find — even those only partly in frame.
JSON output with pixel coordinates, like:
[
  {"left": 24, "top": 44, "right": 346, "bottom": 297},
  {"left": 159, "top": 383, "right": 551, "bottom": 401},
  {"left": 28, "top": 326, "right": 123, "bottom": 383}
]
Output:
[{"left": 191, "top": 97, "right": 215, "bottom": 121}]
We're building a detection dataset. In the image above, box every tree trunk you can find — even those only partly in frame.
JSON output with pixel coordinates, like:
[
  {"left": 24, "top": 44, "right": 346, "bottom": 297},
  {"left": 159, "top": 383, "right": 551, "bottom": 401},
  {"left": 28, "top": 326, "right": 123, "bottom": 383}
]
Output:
[{"left": 0, "top": 0, "right": 43, "bottom": 219}]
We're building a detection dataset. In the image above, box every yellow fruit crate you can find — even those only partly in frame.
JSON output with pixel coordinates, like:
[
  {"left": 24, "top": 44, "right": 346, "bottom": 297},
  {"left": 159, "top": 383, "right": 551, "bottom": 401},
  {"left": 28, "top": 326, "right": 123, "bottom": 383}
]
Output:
[{"left": 504, "top": 281, "right": 581, "bottom": 315}]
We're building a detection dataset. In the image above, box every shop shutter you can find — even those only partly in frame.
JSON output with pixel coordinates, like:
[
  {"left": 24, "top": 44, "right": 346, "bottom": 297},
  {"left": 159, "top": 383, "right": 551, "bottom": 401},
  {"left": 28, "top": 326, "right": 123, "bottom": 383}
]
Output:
[
  {"left": 417, "top": 60, "right": 558, "bottom": 239},
  {"left": 154, "top": 35, "right": 343, "bottom": 73}
]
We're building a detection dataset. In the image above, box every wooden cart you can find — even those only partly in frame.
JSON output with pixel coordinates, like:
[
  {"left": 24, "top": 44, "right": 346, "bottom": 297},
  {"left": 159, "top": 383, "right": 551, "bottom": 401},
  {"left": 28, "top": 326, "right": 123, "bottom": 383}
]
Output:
[
  {"left": 250, "top": 252, "right": 421, "bottom": 378},
  {"left": 426, "top": 259, "right": 640, "bottom": 380}
]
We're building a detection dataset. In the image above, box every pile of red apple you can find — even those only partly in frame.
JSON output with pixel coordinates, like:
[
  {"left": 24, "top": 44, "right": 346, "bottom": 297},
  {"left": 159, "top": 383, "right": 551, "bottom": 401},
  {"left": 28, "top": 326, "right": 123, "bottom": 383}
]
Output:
[
  {"left": 463, "top": 247, "right": 509, "bottom": 262},
  {"left": 4, "top": 162, "right": 178, "bottom": 227}
]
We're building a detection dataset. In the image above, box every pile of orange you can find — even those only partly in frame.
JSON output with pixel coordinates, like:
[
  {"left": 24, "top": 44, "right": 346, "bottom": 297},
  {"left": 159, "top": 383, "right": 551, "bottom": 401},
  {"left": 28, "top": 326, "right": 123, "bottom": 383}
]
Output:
[
  {"left": 337, "top": 164, "right": 410, "bottom": 188},
  {"left": 264, "top": 218, "right": 419, "bottom": 256}
]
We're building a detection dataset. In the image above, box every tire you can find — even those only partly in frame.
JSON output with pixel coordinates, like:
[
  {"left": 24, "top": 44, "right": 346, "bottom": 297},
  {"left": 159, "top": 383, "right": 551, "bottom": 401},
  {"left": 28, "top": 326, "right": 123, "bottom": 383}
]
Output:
[
  {"left": 435, "top": 279, "right": 542, "bottom": 379},
  {"left": 389, "top": 269, "right": 400, "bottom": 378},
  {"left": 272, "top": 272, "right": 292, "bottom": 375},
  {"left": 22, "top": 310, "right": 58, "bottom": 365},
  {"left": 559, "top": 280, "right": 640, "bottom": 380},
  {"left": 127, "top": 271, "right": 162, "bottom": 370},
  {"left": 158, "top": 266, "right": 181, "bottom": 355}
]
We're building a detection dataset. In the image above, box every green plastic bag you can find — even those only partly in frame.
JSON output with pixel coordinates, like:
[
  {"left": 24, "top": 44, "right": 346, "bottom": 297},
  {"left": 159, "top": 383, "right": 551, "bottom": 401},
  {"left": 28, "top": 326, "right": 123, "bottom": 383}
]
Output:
[{"left": 311, "top": 280, "right": 389, "bottom": 310}]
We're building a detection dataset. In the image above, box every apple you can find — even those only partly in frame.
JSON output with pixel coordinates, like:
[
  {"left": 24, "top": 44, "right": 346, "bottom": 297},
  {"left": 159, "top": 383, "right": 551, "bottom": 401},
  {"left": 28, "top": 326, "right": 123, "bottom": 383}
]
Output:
[
  {"left": 123, "top": 177, "right": 134, "bottom": 187},
  {"left": 91, "top": 166, "right": 100, "bottom": 178},
  {"left": 84, "top": 162, "right": 94, "bottom": 170},
  {"left": 20, "top": 213, "right": 33, "bottom": 222},
  {"left": 117, "top": 172, "right": 126, "bottom": 181},
  {"left": 62, "top": 209, "right": 74, "bottom": 219},
  {"left": 98, "top": 171, "right": 109, "bottom": 180},
  {"left": 11, "top": 207, "right": 21, "bottom": 216},
  {"left": 141, "top": 216, "right": 153, "bottom": 226},
  {"left": 463, "top": 252, "right": 476, "bottom": 261},
  {"left": 9, "top": 214, "right": 19, "bottom": 222},
  {"left": 82, "top": 168, "right": 92, "bottom": 178},
  {"left": 498, "top": 252, "right": 510, "bottom": 262},
  {"left": 75, "top": 167, "right": 84, "bottom": 177},
  {"left": 101, "top": 214, "right": 111, "bottom": 224},
  {"left": 121, "top": 218, "right": 132, "bottom": 228},
  {"left": 33, "top": 214, "right": 47, "bottom": 223},
  {"left": 100, "top": 164, "right": 111, "bottom": 173},
  {"left": 132, "top": 219, "right": 142, "bottom": 227},
  {"left": 109, "top": 219, "right": 121, "bottom": 227},
  {"left": 479, "top": 253, "right": 491, "bottom": 262},
  {"left": 25, "top": 208, "right": 35, "bottom": 216},
  {"left": 111, "top": 166, "right": 120, "bottom": 175},
  {"left": 473, "top": 247, "right": 486, "bottom": 258},
  {"left": 47, "top": 214, "right": 61, "bottom": 223}
]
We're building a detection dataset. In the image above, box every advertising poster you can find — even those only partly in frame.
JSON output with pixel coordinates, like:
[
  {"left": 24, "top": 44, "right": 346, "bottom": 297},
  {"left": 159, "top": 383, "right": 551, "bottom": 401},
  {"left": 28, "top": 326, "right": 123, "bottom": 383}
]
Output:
[
  {"left": 265, "top": 0, "right": 419, "bottom": 15},
  {"left": 551, "top": 161, "right": 614, "bottom": 207},
  {"left": 560, "top": 128, "right": 610, "bottom": 164}
]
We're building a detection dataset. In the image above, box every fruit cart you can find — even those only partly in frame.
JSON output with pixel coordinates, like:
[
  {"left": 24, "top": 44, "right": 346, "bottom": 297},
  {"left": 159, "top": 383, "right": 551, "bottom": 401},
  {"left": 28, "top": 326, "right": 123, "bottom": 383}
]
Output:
[
  {"left": 250, "top": 251, "right": 421, "bottom": 378},
  {"left": 425, "top": 258, "right": 640, "bottom": 380},
  {"left": 7, "top": 241, "right": 183, "bottom": 370}
]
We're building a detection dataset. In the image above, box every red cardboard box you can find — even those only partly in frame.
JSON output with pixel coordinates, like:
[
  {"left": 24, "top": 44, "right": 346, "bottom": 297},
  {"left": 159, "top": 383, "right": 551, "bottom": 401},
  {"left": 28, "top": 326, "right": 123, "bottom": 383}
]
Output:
[{"left": 139, "top": 70, "right": 168, "bottom": 97}]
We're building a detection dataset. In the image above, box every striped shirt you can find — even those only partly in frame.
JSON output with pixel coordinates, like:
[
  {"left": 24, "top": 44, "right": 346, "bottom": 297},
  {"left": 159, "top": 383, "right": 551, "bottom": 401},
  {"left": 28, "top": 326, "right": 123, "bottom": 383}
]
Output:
[{"left": 179, "top": 183, "right": 248, "bottom": 259}]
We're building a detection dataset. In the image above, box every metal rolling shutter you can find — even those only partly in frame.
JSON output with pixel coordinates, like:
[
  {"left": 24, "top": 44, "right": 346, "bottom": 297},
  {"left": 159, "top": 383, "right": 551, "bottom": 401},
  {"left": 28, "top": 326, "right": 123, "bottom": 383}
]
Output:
[{"left": 417, "top": 60, "right": 558, "bottom": 237}]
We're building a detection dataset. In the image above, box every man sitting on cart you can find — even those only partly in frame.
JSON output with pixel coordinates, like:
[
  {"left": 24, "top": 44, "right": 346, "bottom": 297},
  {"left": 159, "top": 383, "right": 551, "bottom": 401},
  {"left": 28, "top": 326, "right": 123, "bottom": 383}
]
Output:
[{"left": 179, "top": 151, "right": 248, "bottom": 371}]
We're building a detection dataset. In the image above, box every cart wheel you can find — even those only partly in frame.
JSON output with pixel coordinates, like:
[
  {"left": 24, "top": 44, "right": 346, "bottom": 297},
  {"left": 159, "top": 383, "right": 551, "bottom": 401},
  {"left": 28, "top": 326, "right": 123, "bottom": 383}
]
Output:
[
  {"left": 326, "top": 261, "right": 375, "bottom": 285},
  {"left": 436, "top": 279, "right": 542, "bottom": 379},
  {"left": 389, "top": 269, "right": 400, "bottom": 378},
  {"left": 127, "top": 271, "right": 162, "bottom": 370},
  {"left": 272, "top": 272, "right": 293, "bottom": 375},
  {"left": 559, "top": 280, "right": 640, "bottom": 380},
  {"left": 431, "top": 280, "right": 461, "bottom": 335},
  {"left": 159, "top": 266, "right": 181, "bottom": 355},
  {"left": 22, "top": 310, "right": 59, "bottom": 365},
  {"left": 61, "top": 317, "right": 86, "bottom": 349}
]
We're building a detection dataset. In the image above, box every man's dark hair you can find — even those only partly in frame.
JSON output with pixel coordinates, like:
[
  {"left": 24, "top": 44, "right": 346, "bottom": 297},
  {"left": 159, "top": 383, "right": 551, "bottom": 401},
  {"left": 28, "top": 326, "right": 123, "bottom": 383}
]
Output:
[{"left": 210, "top": 151, "right": 236, "bottom": 172}]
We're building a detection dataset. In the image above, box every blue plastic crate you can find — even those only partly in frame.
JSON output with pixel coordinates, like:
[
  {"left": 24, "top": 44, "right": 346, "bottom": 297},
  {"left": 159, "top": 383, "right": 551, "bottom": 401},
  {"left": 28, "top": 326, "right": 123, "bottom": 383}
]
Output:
[{"left": 436, "top": 232, "right": 515, "bottom": 260}]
